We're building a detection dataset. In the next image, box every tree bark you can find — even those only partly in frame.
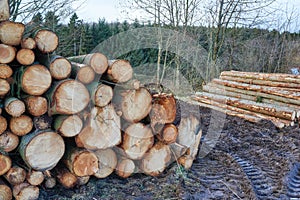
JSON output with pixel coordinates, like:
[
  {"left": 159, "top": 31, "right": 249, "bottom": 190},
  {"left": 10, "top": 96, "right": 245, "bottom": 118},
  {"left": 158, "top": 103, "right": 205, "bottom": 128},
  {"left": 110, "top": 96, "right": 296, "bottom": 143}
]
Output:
[
  {"left": 26, "top": 170, "right": 44, "bottom": 186},
  {"left": 0, "top": 178, "right": 12, "bottom": 200},
  {"left": 122, "top": 123, "right": 154, "bottom": 160},
  {"left": 0, "top": 78, "right": 10, "bottom": 97},
  {"left": 0, "top": 0, "right": 9, "bottom": 21},
  {"left": 16, "top": 49, "right": 35, "bottom": 66},
  {"left": 115, "top": 158, "right": 135, "bottom": 178},
  {"left": 0, "top": 115, "right": 7, "bottom": 134},
  {"left": 94, "top": 148, "right": 118, "bottom": 178},
  {"left": 0, "top": 64, "right": 13, "bottom": 79},
  {"left": 9, "top": 115, "right": 33, "bottom": 136},
  {"left": 34, "top": 29, "right": 58, "bottom": 53},
  {"left": 4, "top": 166, "right": 26, "bottom": 185},
  {"left": 47, "top": 79, "right": 90, "bottom": 115},
  {"left": 19, "top": 130, "right": 65, "bottom": 171},
  {"left": 0, "top": 21, "right": 24, "bottom": 46},
  {"left": 4, "top": 97, "right": 25, "bottom": 117},
  {"left": 0, "top": 131, "right": 19, "bottom": 152},
  {"left": 56, "top": 166, "right": 78, "bottom": 189},
  {"left": 71, "top": 62, "right": 95, "bottom": 84},
  {"left": 106, "top": 60, "right": 133, "bottom": 83},
  {"left": 24, "top": 96, "right": 48, "bottom": 117},
  {"left": 88, "top": 82, "right": 113, "bottom": 107},
  {"left": 75, "top": 105, "right": 121, "bottom": 150},
  {"left": 0, "top": 153, "right": 11, "bottom": 176},
  {"left": 12, "top": 182, "right": 39, "bottom": 200},
  {"left": 54, "top": 115, "right": 83, "bottom": 137},
  {"left": 157, "top": 124, "right": 178, "bottom": 145},
  {"left": 21, "top": 37, "right": 36, "bottom": 50},
  {"left": 140, "top": 142, "right": 172, "bottom": 176},
  {"left": 0, "top": 44, "right": 16, "bottom": 64}
]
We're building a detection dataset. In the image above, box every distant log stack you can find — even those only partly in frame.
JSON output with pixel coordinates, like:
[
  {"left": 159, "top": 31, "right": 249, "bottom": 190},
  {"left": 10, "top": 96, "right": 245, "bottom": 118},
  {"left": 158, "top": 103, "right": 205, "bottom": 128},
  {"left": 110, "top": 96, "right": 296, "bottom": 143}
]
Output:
[
  {"left": 191, "top": 70, "right": 300, "bottom": 128},
  {"left": 0, "top": 14, "right": 202, "bottom": 199}
]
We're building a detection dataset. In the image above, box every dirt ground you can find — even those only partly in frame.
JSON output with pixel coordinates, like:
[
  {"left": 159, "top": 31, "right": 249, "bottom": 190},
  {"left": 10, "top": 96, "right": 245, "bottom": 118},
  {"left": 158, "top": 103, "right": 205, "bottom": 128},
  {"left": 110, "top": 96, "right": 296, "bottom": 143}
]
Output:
[{"left": 38, "top": 104, "right": 300, "bottom": 200}]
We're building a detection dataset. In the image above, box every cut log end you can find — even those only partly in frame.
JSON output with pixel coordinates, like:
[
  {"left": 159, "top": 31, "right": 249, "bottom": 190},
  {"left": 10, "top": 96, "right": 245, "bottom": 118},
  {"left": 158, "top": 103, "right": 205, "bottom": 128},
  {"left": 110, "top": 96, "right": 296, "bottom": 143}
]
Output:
[
  {"left": 9, "top": 115, "right": 33, "bottom": 136},
  {"left": 26, "top": 170, "right": 45, "bottom": 186},
  {"left": 34, "top": 29, "right": 58, "bottom": 53},
  {"left": 0, "top": 115, "right": 8, "bottom": 135},
  {"left": 115, "top": 158, "right": 135, "bottom": 178},
  {"left": 16, "top": 49, "right": 35, "bottom": 66},
  {"left": 24, "top": 96, "right": 48, "bottom": 117},
  {"left": 50, "top": 57, "right": 72, "bottom": 80},
  {"left": 0, "top": 21, "right": 25, "bottom": 46},
  {"left": 0, "top": 179, "right": 12, "bottom": 200},
  {"left": 93, "top": 84, "right": 113, "bottom": 107},
  {"left": 0, "top": 64, "right": 13, "bottom": 79},
  {"left": 0, "top": 131, "right": 19, "bottom": 152},
  {"left": 4, "top": 166, "right": 26, "bottom": 185},
  {"left": 94, "top": 148, "right": 118, "bottom": 178},
  {"left": 5, "top": 98, "right": 26, "bottom": 117},
  {"left": 21, "top": 37, "right": 36, "bottom": 49},
  {"left": 0, "top": 44, "right": 16, "bottom": 64},
  {"left": 157, "top": 124, "right": 178, "bottom": 145},
  {"left": 0, "top": 79, "right": 10, "bottom": 97},
  {"left": 12, "top": 183, "right": 39, "bottom": 200},
  {"left": 88, "top": 53, "right": 108, "bottom": 74},
  {"left": 108, "top": 60, "right": 133, "bottom": 83},
  {"left": 0, "top": 153, "right": 12, "bottom": 176},
  {"left": 54, "top": 115, "right": 83, "bottom": 137}
]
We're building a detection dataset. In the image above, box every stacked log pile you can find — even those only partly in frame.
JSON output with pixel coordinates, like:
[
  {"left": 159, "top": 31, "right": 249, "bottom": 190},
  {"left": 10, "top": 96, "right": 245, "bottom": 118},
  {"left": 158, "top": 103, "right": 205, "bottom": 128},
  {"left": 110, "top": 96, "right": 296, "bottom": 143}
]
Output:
[
  {"left": 0, "top": 6, "right": 201, "bottom": 200},
  {"left": 192, "top": 70, "right": 300, "bottom": 128}
]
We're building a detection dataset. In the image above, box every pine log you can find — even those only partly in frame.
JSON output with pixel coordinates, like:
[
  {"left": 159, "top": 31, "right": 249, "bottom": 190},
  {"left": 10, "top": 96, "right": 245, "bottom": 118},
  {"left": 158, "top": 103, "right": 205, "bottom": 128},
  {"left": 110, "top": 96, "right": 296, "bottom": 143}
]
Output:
[
  {"left": 24, "top": 96, "right": 48, "bottom": 117},
  {"left": 115, "top": 158, "right": 135, "bottom": 178},
  {"left": 12, "top": 182, "right": 39, "bottom": 200},
  {"left": 88, "top": 82, "right": 113, "bottom": 107},
  {"left": 4, "top": 166, "right": 26, "bottom": 185},
  {"left": 21, "top": 37, "right": 36, "bottom": 50},
  {"left": 221, "top": 70, "right": 300, "bottom": 84},
  {"left": 43, "top": 176, "right": 56, "bottom": 189},
  {"left": 0, "top": 21, "right": 25, "bottom": 46},
  {"left": 0, "top": 178, "right": 12, "bottom": 200},
  {"left": 0, "top": 78, "right": 10, "bottom": 97},
  {"left": 54, "top": 115, "right": 83, "bottom": 137},
  {"left": 212, "top": 79, "right": 300, "bottom": 101},
  {"left": 33, "top": 114, "right": 52, "bottom": 130},
  {"left": 75, "top": 105, "right": 121, "bottom": 150},
  {"left": 0, "top": 0, "right": 9, "bottom": 21},
  {"left": 16, "top": 49, "right": 35, "bottom": 66},
  {"left": 107, "top": 60, "right": 133, "bottom": 83},
  {"left": 64, "top": 148, "right": 98, "bottom": 177},
  {"left": 4, "top": 97, "right": 25, "bottom": 117},
  {"left": 157, "top": 124, "right": 178, "bottom": 145},
  {"left": 47, "top": 79, "right": 90, "bottom": 115},
  {"left": 122, "top": 123, "right": 154, "bottom": 160},
  {"left": 26, "top": 170, "right": 44, "bottom": 186},
  {"left": 140, "top": 142, "right": 172, "bottom": 176},
  {"left": 94, "top": 148, "right": 118, "bottom": 178},
  {"left": 39, "top": 55, "right": 72, "bottom": 80},
  {"left": 68, "top": 53, "right": 109, "bottom": 74},
  {"left": 19, "top": 130, "right": 65, "bottom": 171},
  {"left": 0, "top": 64, "right": 13, "bottom": 79},
  {"left": 9, "top": 115, "right": 33, "bottom": 136},
  {"left": 34, "top": 29, "right": 58, "bottom": 53},
  {"left": 220, "top": 75, "right": 300, "bottom": 89},
  {"left": 71, "top": 62, "right": 95, "bottom": 84},
  {"left": 0, "top": 153, "right": 11, "bottom": 175},
  {"left": 0, "top": 44, "right": 16, "bottom": 63},
  {"left": 0, "top": 115, "right": 7, "bottom": 134},
  {"left": 150, "top": 93, "right": 177, "bottom": 133},
  {"left": 113, "top": 88, "right": 152, "bottom": 123},
  {"left": 0, "top": 131, "right": 19, "bottom": 152},
  {"left": 56, "top": 166, "right": 78, "bottom": 189},
  {"left": 20, "top": 64, "right": 52, "bottom": 96}
]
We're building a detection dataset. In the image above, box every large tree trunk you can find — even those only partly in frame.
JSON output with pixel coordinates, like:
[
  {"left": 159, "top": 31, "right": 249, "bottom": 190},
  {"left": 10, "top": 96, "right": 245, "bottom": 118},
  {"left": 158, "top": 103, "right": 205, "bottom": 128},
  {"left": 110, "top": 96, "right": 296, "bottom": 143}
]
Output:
[
  {"left": 0, "top": 0, "right": 9, "bottom": 21},
  {"left": 19, "top": 130, "right": 65, "bottom": 171},
  {"left": 0, "top": 21, "right": 24, "bottom": 46}
]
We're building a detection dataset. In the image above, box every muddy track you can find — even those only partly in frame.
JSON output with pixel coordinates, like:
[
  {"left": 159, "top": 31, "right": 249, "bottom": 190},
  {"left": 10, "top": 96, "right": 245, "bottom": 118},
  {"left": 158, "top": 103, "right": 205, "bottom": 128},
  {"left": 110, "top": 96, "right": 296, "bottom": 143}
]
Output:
[{"left": 286, "top": 163, "right": 300, "bottom": 199}]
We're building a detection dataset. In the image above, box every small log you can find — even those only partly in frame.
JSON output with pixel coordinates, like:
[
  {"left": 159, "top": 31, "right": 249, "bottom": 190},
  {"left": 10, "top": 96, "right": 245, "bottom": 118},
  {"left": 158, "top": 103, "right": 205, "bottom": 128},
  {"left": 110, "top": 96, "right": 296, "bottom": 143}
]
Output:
[
  {"left": 9, "top": 115, "right": 33, "bottom": 136},
  {"left": 150, "top": 93, "right": 177, "bottom": 133},
  {"left": 0, "top": 78, "right": 10, "bottom": 97},
  {"left": 0, "top": 178, "right": 12, "bottom": 200},
  {"left": 106, "top": 60, "right": 133, "bottom": 83},
  {"left": 12, "top": 182, "right": 39, "bottom": 200},
  {"left": 34, "top": 29, "right": 58, "bottom": 53},
  {"left": 33, "top": 114, "right": 52, "bottom": 130},
  {"left": 122, "top": 123, "right": 154, "bottom": 160},
  {"left": 26, "top": 170, "right": 44, "bottom": 186},
  {"left": 157, "top": 124, "right": 178, "bottom": 145},
  {"left": 75, "top": 105, "right": 121, "bottom": 150},
  {"left": 43, "top": 176, "right": 56, "bottom": 189},
  {"left": 0, "top": 153, "right": 11, "bottom": 176},
  {"left": 71, "top": 62, "right": 95, "bottom": 84},
  {"left": 39, "top": 55, "right": 72, "bottom": 80},
  {"left": 115, "top": 158, "right": 135, "bottom": 178},
  {"left": 53, "top": 115, "right": 83, "bottom": 137},
  {"left": 19, "top": 130, "right": 65, "bottom": 171},
  {"left": 56, "top": 166, "right": 78, "bottom": 189},
  {"left": 68, "top": 53, "right": 109, "bottom": 74},
  {"left": 77, "top": 176, "right": 90, "bottom": 186},
  {"left": 0, "top": 0, "right": 9, "bottom": 21},
  {"left": 0, "top": 44, "right": 16, "bottom": 63},
  {"left": 88, "top": 82, "right": 113, "bottom": 107},
  {"left": 21, "top": 64, "right": 52, "bottom": 96},
  {"left": 21, "top": 37, "right": 36, "bottom": 49},
  {"left": 47, "top": 79, "right": 90, "bottom": 115},
  {"left": 140, "top": 142, "right": 172, "bottom": 176},
  {"left": 24, "top": 96, "right": 48, "bottom": 117},
  {"left": 64, "top": 148, "right": 98, "bottom": 177},
  {"left": 4, "top": 166, "right": 26, "bottom": 185},
  {"left": 0, "top": 64, "right": 13, "bottom": 79},
  {"left": 0, "top": 115, "right": 8, "bottom": 135},
  {"left": 0, "top": 21, "right": 25, "bottom": 46},
  {"left": 4, "top": 97, "right": 25, "bottom": 117},
  {"left": 0, "top": 131, "right": 19, "bottom": 152},
  {"left": 16, "top": 49, "right": 35, "bottom": 66},
  {"left": 113, "top": 88, "right": 152, "bottom": 123},
  {"left": 94, "top": 148, "right": 118, "bottom": 178}
]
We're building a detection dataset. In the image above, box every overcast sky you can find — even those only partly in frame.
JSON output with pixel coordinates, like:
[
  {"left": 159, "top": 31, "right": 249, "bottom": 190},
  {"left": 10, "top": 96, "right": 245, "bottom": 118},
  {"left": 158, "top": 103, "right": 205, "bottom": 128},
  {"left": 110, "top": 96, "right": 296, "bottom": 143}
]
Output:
[{"left": 73, "top": 0, "right": 300, "bottom": 31}]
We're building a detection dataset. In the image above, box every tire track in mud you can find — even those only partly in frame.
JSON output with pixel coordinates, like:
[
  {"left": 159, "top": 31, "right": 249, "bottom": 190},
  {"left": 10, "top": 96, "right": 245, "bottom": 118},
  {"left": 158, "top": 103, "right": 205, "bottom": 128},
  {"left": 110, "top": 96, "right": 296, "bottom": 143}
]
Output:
[{"left": 287, "top": 163, "right": 300, "bottom": 199}]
